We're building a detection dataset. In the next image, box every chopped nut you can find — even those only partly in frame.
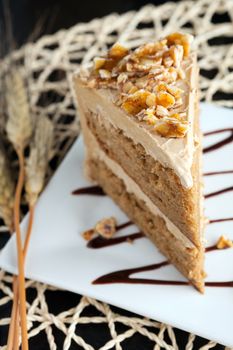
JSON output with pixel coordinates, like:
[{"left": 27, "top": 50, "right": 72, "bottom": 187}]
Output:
[
  {"left": 146, "top": 93, "right": 156, "bottom": 107},
  {"left": 174, "top": 97, "right": 183, "bottom": 107},
  {"left": 94, "top": 57, "right": 106, "bottom": 70},
  {"left": 99, "top": 69, "right": 111, "bottom": 79},
  {"left": 163, "top": 56, "right": 174, "bottom": 67},
  {"left": 156, "top": 91, "right": 175, "bottom": 108},
  {"left": 128, "top": 86, "right": 138, "bottom": 94},
  {"left": 126, "top": 61, "right": 151, "bottom": 73},
  {"left": 155, "top": 83, "right": 167, "bottom": 92},
  {"left": 166, "top": 32, "right": 193, "bottom": 57},
  {"left": 135, "top": 40, "right": 167, "bottom": 58},
  {"left": 135, "top": 76, "right": 148, "bottom": 89},
  {"left": 150, "top": 64, "right": 163, "bottom": 74},
  {"left": 108, "top": 43, "right": 129, "bottom": 59},
  {"left": 169, "top": 112, "right": 186, "bottom": 121},
  {"left": 156, "top": 105, "right": 169, "bottom": 117},
  {"left": 122, "top": 81, "right": 134, "bottom": 93},
  {"left": 154, "top": 118, "right": 188, "bottom": 137},
  {"left": 167, "top": 67, "right": 178, "bottom": 82},
  {"left": 166, "top": 85, "right": 183, "bottom": 98},
  {"left": 122, "top": 90, "right": 150, "bottom": 115},
  {"left": 143, "top": 108, "right": 158, "bottom": 125},
  {"left": 169, "top": 45, "right": 184, "bottom": 68},
  {"left": 95, "top": 217, "right": 117, "bottom": 239},
  {"left": 217, "top": 235, "right": 233, "bottom": 249},
  {"left": 117, "top": 73, "right": 128, "bottom": 84},
  {"left": 177, "top": 68, "right": 185, "bottom": 79},
  {"left": 82, "top": 229, "right": 96, "bottom": 241}
]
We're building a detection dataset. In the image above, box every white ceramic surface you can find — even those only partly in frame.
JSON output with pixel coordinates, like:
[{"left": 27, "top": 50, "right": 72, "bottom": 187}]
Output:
[{"left": 0, "top": 103, "right": 233, "bottom": 346}]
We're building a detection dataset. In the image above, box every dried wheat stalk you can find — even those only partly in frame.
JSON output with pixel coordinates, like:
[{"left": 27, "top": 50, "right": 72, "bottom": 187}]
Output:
[
  {"left": 0, "top": 143, "right": 15, "bottom": 231},
  {"left": 7, "top": 116, "right": 54, "bottom": 350},
  {"left": 5, "top": 67, "right": 32, "bottom": 350},
  {"left": 5, "top": 68, "right": 32, "bottom": 150},
  {"left": 25, "top": 115, "right": 53, "bottom": 206}
]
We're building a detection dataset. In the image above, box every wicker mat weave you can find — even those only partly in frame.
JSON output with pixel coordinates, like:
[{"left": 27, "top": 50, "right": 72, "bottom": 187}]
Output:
[{"left": 1, "top": 0, "right": 233, "bottom": 348}]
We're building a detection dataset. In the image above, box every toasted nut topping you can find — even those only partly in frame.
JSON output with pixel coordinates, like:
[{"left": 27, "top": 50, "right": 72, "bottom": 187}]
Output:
[
  {"left": 95, "top": 217, "right": 117, "bottom": 239},
  {"left": 122, "top": 81, "right": 134, "bottom": 93},
  {"left": 169, "top": 113, "right": 183, "bottom": 121},
  {"left": 154, "top": 118, "right": 188, "bottom": 138},
  {"left": 156, "top": 91, "right": 175, "bottom": 108},
  {"left": 135, "top": 40, "right": 167, "bottom": 58},
  {"left": 166, "top": 85, "right": 183, "bottom": 98},
  {"left": 166, "top": 32, "right": 193, "bottom": 57},
  {"left": 82, "top": 229, "right": 95, "bottom": 241},
  {"left": 143, "top": 108, "right": 158, "bottom": 125},
  {"left": 146, "top": 93, "right": 156, "bottom": 107},
  {"left": 169, "top": 45, "right": 184, "bottom": 68},
  {"left": 156, "top": 104, "right": 170, "bottom": 118},
  {"left": 117, "top": 73, "right": 128, "bottom": 84},
  {"left": 167, "top": 67, "right": 178, "bottom": 82},
  {"left": 163, "top": 56, "right": 174, "bottom": 67},
  {"left": 128, "top": 85, "right": 138, "bottom": 94},
  {"left": 86, "top": 32, "right": 193, "bottom": 138},
  {"left": 94, "top": 57, "right": 106, "bottom": 70},
  {"left": 217, "top": 235, "right": 233, "bottom": 249},
  {"left": 99, "top": 69, "right": 112, "bottom": 79},
  {"left": 108, "top": 43, "right": 129, "bottom": 59},
  {"left": 156, "top": 83, "right": 167, "bottom": 92},
  {"left": 177, "top": 68, "right": 185, "bottom": 79},
  {"left": 122, "top": 90, "right": 150, "bottom": 115}
]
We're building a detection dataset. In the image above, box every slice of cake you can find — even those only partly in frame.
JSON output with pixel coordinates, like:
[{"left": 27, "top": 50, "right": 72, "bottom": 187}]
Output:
[{"left": 73, "top": 33, "right": 205, "bottom": 292}]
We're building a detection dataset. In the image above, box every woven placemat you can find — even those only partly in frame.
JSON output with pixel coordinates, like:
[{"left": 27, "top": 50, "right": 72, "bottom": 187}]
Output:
[{"left": 1, "top": 0, "right": 233, "bottom": 348}]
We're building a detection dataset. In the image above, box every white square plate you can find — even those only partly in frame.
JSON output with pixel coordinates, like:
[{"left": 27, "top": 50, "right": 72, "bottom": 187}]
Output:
[{"left": 0, "top": 103, "right": 233, "bottom": 346}]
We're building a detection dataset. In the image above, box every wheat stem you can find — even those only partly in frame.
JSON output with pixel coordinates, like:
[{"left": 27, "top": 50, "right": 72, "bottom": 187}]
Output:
[
  {"left": 7, "top": 204, "right": 35, "bottom": 350},
  {"left": 13, "top": 148, "right": 28, "bottom": 350},
  {"left": 23, "top": 205, "right": 35, "bottom": 255},
  {"left": 6, "top": 276, "right": 18, "bottom": 350},
  {"left": 13, "top": 314, "right": 19, "bottom": 350}
]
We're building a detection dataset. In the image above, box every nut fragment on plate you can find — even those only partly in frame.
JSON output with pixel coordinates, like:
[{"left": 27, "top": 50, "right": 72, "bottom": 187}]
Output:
[
  {"left": 95, "top": 216, "right": 117, "bottom": 239},
  {"left": 216, "top": 235, "right": 233, "bottom": 249},
  {"left": 85, "top": 32, "right": 193, "bottom": 138},
  {"left": 82, "top": 229, "right": 96, "bottom": 241},
  {"left": 81, "top": 217, "right": 117, "bottom": 241}
]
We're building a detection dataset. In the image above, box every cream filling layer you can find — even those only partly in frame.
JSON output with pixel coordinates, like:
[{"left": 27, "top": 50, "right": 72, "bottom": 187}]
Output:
[{"left": 89, "top": 136, "right": 195, "bottom": 249}]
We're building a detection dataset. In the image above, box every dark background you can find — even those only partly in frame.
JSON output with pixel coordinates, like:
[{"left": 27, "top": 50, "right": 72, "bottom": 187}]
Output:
[
  {"left": 0, "top": 0, "right": 180, "bottom": 53},
  {"left": 0, "top": 0, "right": 227, "bottom": 349}
]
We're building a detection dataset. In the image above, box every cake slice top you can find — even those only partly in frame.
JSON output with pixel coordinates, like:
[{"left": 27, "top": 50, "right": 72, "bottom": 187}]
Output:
[{"left": 78, "top": 33, "right": 199, "bottom": 188}]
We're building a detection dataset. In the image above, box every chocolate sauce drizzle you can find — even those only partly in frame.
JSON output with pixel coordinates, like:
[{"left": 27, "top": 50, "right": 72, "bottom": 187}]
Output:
[
  {"left": 93, "top": 244, "right": 233, "bottom": 287},
  {"left": 210, "top": 217, "right": 233, "bottom": 224},
  {"left": 204, "top": 170, "right": 233, "bottom": 176},
  {"left": 205, "top": 186, "right": 233, "bottom": 199},
  {"left": 88, "top": 232, "right": 143, "bottom": 249},
  {"left": 73, "top": 126, "right": 233, "bottom": 289},
  {"left": 72, "top": 185, "right": 105, "bottom": 196},
  {"left": 203, "top": 128, "right": 233, "bottom": 153}
]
